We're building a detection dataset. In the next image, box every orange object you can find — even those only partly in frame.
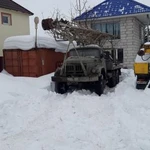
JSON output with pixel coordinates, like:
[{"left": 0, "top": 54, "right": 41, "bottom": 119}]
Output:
[{"left": 134, "top": 63, "right": 149, "bottom": 74}]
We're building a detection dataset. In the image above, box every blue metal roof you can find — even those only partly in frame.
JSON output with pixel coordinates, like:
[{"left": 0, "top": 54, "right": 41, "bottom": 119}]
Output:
[{"left": 74, "top": 0, "right": 150, "bottom": 20}]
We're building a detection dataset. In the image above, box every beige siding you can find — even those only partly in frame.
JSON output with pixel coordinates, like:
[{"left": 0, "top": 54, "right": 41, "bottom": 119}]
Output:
[{"left": 0, "top": 8, "right": 30, "bottom": 56}]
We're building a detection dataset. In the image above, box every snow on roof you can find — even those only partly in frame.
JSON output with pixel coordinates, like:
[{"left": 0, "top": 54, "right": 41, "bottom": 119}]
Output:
[
  {"left": 74, "top": 0, "right": 150, "bottom": 20},
  {"left": 3, "top": 35, "right": 76, "bottom": 53},
  {"left": 140, "top": 48, "right": 145, "bottom": 51},
  {"left": 144, "top": 42, "right": 150, "bottom": 45}
]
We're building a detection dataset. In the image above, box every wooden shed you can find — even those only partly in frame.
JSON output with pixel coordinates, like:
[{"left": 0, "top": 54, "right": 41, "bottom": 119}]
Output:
[
  {"left": 2, "top": 35, "right": 72, "bottom": 77},
  {"left": 3, "top": 48, "right": 65, "bottom": 77}
]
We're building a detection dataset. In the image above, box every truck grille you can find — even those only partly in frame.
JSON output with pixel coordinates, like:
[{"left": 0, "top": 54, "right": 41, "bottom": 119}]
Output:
[{"left": 66, "top": 64, "right": 86, "bottom": 76}]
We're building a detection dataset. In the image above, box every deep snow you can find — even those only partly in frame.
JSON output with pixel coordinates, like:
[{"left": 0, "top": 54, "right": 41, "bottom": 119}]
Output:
[{"left": 0, "top": 69, "right": 150, "bottom": 150}]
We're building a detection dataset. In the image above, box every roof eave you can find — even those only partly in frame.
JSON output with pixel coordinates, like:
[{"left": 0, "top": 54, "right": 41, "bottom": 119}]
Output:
[
  {"left": 0, "top": 6, "right": 34, "bottom": 16},
  {"left": 10, "top": 0, "right": 34, "bottom": 15},
  {"left": 14, "top": 9, "right": 34, "bottom": 16},
  {"left": 74, "top": 12, "right": 150, "bottom": 23}
]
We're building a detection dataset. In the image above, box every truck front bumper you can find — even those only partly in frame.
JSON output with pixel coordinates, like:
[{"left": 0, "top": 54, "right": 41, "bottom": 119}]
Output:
[{"left": 51, "top": 76, "right": 99, "bottom": 82}]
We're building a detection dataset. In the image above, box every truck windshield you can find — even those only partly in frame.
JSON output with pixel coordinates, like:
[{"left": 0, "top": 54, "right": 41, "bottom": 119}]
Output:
[{"left": 69, "top": 48, "right": 100, "bottom": 57}]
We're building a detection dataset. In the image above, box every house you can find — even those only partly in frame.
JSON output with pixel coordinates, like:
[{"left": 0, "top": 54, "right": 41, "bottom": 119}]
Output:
[
  {"left": 74, "top": 0, "right": 150, "bottom": 68},
  {"left": 0, "top": 0, "right": 33, "bottom": 57}
]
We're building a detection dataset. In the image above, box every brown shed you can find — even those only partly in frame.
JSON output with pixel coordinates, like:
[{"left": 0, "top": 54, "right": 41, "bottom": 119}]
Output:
[{"left": 3, "top": 48, "right": 65, "bottom": 77}]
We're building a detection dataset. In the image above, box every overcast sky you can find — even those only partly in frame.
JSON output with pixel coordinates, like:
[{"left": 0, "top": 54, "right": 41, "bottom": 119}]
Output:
[{"left": 13, "top": 0, "right": 150, "bottom": 35}]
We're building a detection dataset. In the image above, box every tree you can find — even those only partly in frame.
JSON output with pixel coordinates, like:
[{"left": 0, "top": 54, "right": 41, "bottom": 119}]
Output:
[
  {"left": 70, "top": 0, "right": 88, "bottom": 19},
  {"left": 75, "top": 0, "right": 88, "bottom": 15}
]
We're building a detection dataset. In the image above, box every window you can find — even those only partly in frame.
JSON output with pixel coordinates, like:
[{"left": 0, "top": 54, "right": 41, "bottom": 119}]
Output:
[
  {"left": 104, "top": 48, "right": 124, "bottom": 63},
  {"left": 139, "top": 25, "right": 141, "bottom": 39},
  {"left": 91, "top": 22, "right": 120, "bottom": 39},
  {"left": 109, "top": 48, "right": 123, "bottom": 63},
  {"left": 117, "top": 49, "right": 123, "bottom": 63},
  {"left": 1, "top": 13, "right": 12, "bottom": 25},
  {"left": 139, "top": 25, "right": 144, "bottom": 44}
]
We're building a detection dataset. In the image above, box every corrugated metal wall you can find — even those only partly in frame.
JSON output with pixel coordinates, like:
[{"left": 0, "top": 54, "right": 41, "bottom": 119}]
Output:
[{"left": 3, "top": 48, "right": 65, "bottom": 77}]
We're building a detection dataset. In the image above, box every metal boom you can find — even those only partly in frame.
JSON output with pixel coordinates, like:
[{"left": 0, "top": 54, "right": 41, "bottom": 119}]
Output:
[{"left": 41, "top": 18, "right": 114, "bottom": 46}]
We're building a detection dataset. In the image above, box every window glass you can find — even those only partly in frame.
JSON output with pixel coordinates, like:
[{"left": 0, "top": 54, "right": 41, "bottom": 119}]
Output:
[
  {"left": 109, "top": 48, "right": 123, "bottom": 63},
  {"left": 117, "top": 49, "right": 123, "bottom": 63},
  {"left": 1, "top": 13, "right": 11, "bottom": 25},
  {"left": 2, "top": 16, "right": 9, "bottom": 24},
  {"left": 101, "top": 23, "right": 106, "bottom": 33},
  {"left": 106, "top": 23, "right": 113, "bottom": 35},
  {"left": 91, "top": 22, "right": 120, "bottom": 39},
  {"left": 114, "top": 23, "right": 120, "bottom": 38},
  {"left": 141, "top": 26, "right": 144, "bottom": 44}
]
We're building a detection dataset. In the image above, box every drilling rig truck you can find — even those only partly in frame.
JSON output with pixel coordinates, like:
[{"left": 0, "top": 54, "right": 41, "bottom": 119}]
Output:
[{"left": 42, "top": 18, "right": 122, "bottom": 95}]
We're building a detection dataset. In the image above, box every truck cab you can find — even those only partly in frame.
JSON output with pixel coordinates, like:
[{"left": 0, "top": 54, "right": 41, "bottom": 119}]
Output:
[
  {"left": 134, "top": 42, "right": 150, "bottom": 89},
  {"left": 52, "top": 45, "right": 121, "bottom": 95}
]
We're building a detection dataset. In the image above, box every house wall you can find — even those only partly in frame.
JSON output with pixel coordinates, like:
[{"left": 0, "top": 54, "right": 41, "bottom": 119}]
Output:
[
  {"left": 119, "top": 17, "right": 144, "bottom": 68},
  {"left": 0, "top": 8, "right": 30, "bottom": 56},
  {"left": 84, "top": 16, "right": 145, "bottom": 68}
]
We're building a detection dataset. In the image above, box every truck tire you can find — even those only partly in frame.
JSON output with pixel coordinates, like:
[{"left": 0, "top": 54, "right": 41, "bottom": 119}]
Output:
[
  {"left": 107, "top": 71, "right": 116, "bottom": 88},
  {"left": 95, "top": 75, "right": 105, "bottom": 96},
  {"left": 55, "top": 82, "right": 68, "bottom": 94}
]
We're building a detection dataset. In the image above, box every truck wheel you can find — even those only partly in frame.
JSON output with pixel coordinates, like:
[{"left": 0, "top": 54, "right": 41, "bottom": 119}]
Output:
[
  {"left": 95, "top": 75, "right": 105, "bottom": 96},
  {"left": 107, "top": 71, "right": 116, "bottom": 88},
  {"left": 55, "top": 82, "right": 68, "bottom": 94}
]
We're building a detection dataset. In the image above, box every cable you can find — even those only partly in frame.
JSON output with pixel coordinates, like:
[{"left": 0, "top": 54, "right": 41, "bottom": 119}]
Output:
[{"left": 141, "top": 56, "right": 150, "bottom": 61}]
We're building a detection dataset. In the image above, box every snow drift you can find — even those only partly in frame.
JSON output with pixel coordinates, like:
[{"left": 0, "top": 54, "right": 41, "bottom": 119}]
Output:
[{"left": 0, "top": 69, "right": 150, "bottom": 150}]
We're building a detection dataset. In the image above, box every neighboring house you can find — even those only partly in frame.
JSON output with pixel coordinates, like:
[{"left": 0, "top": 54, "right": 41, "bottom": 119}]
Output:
[
  {"left": 74, "top": 0, "right": 150, "bottom": 68},
  {"left": 0, "top": 0, "right": 33, "bottom": 56}
]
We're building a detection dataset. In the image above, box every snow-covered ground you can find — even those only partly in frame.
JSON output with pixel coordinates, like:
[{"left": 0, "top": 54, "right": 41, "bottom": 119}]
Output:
[{"left": 0, "top": 69, "right": 150, "bottom": 150}]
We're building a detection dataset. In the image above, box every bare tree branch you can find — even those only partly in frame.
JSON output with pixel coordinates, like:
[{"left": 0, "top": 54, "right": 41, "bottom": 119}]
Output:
[
  {"left": 72, "top": 0, "right": 89, "bottom": 16},
  {"left": 81, "top": 0, "right": 88, "bottom": 11}
]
